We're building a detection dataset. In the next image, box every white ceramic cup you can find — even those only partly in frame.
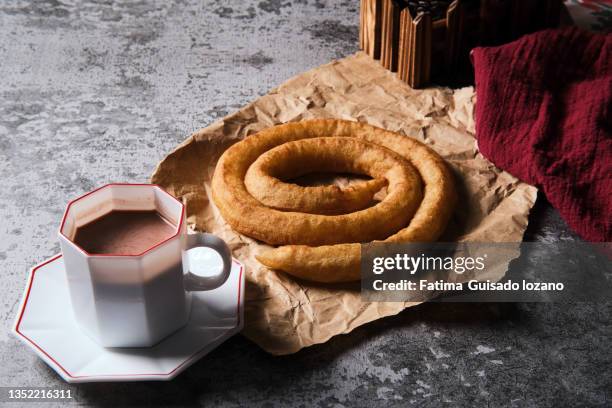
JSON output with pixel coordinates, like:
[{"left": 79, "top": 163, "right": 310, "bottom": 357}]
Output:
[{"left": 58, "top": 184, "right": 232, "bottom": 348}]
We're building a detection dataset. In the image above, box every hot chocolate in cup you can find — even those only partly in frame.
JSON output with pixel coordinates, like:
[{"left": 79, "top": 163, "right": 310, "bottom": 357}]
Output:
[{"left": 59, "top": 184, "right": 232, "bottom": 348}]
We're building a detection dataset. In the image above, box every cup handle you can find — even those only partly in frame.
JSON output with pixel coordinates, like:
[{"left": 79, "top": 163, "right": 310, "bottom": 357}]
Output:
[{"left": 183, "top": 233, "right": 232, "bottom": 291}]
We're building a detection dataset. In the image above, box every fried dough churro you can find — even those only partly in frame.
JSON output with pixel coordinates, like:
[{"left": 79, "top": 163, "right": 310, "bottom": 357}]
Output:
[
  {"left": 245, "top": 139, "right": 388, "bottom": 215},
  {"left": 211, "top": 119, "right": 456, "bottom": 282}
]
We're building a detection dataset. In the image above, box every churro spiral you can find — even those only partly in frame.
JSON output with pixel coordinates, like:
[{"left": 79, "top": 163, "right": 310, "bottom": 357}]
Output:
[{"left": 211, "top": 119, "right": 456, "bottom": 282}]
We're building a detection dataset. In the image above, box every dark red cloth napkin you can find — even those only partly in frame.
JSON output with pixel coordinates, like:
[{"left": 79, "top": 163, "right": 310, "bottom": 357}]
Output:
[{"left": 472, "top": 28, "right": 611, "bottom": 242}]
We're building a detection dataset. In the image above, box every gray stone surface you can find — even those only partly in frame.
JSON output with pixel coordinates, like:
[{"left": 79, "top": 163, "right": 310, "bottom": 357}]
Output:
[{"left": 0, "top": 1, "right": 609, "bottom": 407}]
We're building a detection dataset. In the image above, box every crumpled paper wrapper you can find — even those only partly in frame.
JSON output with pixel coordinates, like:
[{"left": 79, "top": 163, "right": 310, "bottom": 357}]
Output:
[{"left": 151, "top": 52, "right": 537, "bottom": 355}]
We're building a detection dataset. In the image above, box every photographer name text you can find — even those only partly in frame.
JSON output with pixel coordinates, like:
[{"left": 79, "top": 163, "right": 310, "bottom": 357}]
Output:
[{"left": 372, "top": 279, "right": 564, "bottom": 292}]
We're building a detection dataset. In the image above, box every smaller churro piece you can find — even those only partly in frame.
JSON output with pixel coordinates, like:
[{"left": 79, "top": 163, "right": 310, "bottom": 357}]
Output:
[{"left": 245, "top": 137, "right": 387, "bottom": 214}]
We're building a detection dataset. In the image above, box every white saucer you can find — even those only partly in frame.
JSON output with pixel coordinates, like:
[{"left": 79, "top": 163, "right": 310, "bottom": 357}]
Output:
[{"left": 13, "top": 254, "right": 244, "bottom": 383}]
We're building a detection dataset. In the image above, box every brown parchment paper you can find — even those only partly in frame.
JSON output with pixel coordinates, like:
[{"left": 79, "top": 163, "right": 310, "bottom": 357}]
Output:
[{"left": 151, "top": 52, "right": 537, "bottom": 355}]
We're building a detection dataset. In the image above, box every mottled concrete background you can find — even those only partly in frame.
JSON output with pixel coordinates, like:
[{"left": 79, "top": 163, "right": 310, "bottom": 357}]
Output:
[{"left": 0, "top": 1, "right": 609, "bottom": 407}]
